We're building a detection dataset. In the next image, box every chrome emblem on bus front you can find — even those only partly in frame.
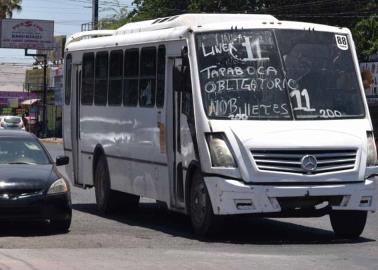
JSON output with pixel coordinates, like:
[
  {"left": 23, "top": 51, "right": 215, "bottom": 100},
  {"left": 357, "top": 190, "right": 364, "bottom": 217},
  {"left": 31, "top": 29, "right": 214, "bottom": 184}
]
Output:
[{"left": 301, "top": 155, "right": 318, "bottom": 172}]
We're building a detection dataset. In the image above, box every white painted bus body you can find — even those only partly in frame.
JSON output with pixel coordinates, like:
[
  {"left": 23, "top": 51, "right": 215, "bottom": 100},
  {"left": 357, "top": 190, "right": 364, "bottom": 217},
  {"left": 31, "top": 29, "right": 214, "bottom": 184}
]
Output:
[{"left": 63, "top": 14, "right": 377, "bottom": 219}]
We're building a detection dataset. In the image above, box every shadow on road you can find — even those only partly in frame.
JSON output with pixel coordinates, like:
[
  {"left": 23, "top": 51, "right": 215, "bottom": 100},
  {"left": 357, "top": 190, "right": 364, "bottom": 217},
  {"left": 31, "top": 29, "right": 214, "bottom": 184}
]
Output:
[{"left": 72, "top": 202, "right": 375, "bottom": 245}]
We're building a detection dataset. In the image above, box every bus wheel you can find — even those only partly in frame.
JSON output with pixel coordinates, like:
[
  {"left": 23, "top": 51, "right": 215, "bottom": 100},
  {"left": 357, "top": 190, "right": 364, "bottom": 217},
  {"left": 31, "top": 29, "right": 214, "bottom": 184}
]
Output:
[
  {"left": 189, "top": 170, "right": 221, "bottom": 237},
  {"left": 94, "top": 155, "right": 117, "bottom": 214},
  {"left": 330, "top": 210, "right": 367, "bottom": 239}
]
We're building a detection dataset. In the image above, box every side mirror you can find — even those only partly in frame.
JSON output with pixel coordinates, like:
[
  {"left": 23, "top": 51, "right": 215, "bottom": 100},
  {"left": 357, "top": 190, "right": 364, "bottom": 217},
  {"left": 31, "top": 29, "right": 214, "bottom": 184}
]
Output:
[{"left": 56, "top": 156, "right": 69, "bottom": 166}]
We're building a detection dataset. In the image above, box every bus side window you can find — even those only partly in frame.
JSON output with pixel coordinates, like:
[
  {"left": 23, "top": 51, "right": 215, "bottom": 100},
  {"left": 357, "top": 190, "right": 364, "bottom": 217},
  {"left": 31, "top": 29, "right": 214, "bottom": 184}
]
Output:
[
  {"left": 139, "top": 47, "right": 156, "bottom": 107},
  {"left": 124, "top": 49, "right": 139, "bottom": 106},
  {"left": 156, "top": 45, "right": 166, "bottom": 108},
  {"left": 65, "top": 54, "right": 72, "bottom": 105},
  {"left": 109, "top": 50, "right": 123, "bottom": 106},
  {"left": 94, "top": 51, "right": 109, "bottom": 106},
  {"left": 82, "top": 52, "right": 95, "bottom": 105},
  {"left": 182, "top": 58, "right": 193, "bottom": 117}
]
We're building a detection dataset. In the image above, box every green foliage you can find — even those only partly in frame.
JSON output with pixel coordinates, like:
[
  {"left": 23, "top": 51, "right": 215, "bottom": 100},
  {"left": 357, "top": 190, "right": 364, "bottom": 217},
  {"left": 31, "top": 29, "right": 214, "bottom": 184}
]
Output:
[
  {"left": 98, "top": 0, "right": 131, "bottom": 29},
  {"left": 0, "top": 0, "right": 22, "bottom": 19},
  {"left": 127, "top": 0, "right": 376, "bottom": 27},
  {"left": 353, "top": 15, "right": 378, "bottom": 61},
  {"left": 128, "top": 0, "right": 264, "bottom": 21}
]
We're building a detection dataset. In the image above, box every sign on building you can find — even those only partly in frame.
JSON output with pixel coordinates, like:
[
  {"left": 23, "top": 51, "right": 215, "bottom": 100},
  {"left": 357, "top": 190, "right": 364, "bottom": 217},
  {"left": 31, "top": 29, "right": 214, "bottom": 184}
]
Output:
[{"left": 0, "top": 19, "right": 54, "bottom": 50}]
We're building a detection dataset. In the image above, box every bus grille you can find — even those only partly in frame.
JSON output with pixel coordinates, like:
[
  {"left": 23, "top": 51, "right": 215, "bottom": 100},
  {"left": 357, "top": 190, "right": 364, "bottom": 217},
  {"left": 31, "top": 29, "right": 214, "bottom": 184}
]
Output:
[{"left": 251, "top": 149, "right": 357, "bottom": 175}]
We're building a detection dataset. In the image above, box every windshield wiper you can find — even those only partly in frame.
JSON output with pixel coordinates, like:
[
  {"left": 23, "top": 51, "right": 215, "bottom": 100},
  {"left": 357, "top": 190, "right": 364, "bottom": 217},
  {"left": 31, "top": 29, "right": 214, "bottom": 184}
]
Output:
[{"left": 7, "top": 162, "right": 36, "bottom": 165}]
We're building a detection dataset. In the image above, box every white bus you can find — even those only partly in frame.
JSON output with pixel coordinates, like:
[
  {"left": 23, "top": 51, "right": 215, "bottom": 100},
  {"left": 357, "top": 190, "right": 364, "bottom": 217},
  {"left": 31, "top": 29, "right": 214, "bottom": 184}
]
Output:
[{"left": 63, "top": 14, "right": 378, "bottom": 238}]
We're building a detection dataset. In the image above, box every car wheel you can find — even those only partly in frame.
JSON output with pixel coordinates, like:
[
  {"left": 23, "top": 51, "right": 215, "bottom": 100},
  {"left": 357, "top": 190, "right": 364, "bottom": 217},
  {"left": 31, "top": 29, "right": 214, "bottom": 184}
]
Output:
[
  {"left": 189, "top": 170, "right": 222, "bottom": 237},
  {"left": 94, "top": 155, "right": 117, "bottom": 214},
  {"left": 330, "top": 210, "right": 367, "bottom": 239},
  {"left": 50, "top": 212, "right": 72, "bottom": 233}
]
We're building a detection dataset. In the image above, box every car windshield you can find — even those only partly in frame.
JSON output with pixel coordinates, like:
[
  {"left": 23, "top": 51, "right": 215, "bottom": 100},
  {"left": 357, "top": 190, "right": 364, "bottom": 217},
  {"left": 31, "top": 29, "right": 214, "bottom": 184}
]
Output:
[
  {"left": 196, "top": 29, "right": 365, "bottom": 120},
  {"left": 4, "top": 116, "right": 21, "bottom": 123},
  {"left": 0, "top": 138, "right": 50, "bottom": 165}
]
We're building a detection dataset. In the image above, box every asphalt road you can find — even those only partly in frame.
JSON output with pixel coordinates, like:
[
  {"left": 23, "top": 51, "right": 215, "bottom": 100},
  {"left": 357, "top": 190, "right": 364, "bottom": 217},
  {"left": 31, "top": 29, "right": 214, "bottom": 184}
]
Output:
[{"left": 0, "top": 143, "right": 377, "bottom": 269}]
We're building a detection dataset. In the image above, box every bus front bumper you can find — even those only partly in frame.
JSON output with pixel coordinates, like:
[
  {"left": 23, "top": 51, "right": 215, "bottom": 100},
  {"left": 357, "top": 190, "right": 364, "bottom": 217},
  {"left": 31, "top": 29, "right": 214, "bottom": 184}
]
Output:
[{"left": 204, "top": 177, "right": 376, "bottom": 216}]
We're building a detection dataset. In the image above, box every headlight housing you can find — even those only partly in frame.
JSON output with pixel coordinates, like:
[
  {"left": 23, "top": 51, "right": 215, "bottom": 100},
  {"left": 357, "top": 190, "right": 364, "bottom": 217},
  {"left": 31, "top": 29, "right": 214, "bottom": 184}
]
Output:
[
  {"left": 207, "top": 133, "right": 236, "bottom": 167},
  {"left": 47, "top": 178, "right": 69, "bottom": 195},
  {"left": 366, "top": 131, "right": 377, "bottom": 166}
]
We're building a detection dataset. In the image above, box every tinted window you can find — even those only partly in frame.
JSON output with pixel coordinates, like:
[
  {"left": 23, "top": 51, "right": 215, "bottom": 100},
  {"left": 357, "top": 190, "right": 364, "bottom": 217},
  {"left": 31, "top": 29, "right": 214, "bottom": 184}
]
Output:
[
  {"left": 65, "top": 54, "right": 72, "bottom": 105},
  {"left": 139, "top": 47, "right": 156, "bottom": 107},
  {"left": 95, "top": 51, "right": 109, "bottom": 105},
  {"left": 156, "top": 45, "right": 166, "bottom": 107},
  {"left": 81, "top": 53, "right": 95, "bottom": 105},
  {"left": 109, "top": 50, "right": 123, "bottom": 106},
  {"left": 276, "top": 30, "right": 364, "bottom": 119},
  {"left": 124, "top": 49, "right": 139, "bottom": 77},
  {"left": 0, "top": 138, "right": 50, "bottom": 165},
  {"left": 124, "top": 49, "right": 139, "bottom": 106}
]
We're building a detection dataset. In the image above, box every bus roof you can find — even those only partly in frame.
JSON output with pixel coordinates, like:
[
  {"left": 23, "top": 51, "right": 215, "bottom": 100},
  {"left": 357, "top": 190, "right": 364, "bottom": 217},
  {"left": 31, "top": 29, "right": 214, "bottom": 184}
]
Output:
[
  {"left": 66, "top": 13, "right": 350, "bottom": 51},
  {"left": 66, "top": 13, "right": 278, "bottom": 49},
  {"left": 114, "top": 13, "right": 278, "bottom": 35}
]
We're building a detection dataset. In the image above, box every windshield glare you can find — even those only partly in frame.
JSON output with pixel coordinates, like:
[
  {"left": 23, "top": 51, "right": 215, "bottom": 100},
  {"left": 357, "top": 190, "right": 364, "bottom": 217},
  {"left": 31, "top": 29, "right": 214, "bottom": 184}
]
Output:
[
  {"left": 196, "top": 29, "right": 365, "bottom": 120},
  {"left": 0, "top": 138, "right": 50, "bottom": 165}
]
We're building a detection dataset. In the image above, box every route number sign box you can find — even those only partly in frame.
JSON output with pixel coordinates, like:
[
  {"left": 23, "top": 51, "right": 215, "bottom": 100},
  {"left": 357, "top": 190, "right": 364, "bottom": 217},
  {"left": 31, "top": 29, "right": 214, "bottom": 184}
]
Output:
[{"left": 0, "top": 19, "right": 54, "bottom": 50}]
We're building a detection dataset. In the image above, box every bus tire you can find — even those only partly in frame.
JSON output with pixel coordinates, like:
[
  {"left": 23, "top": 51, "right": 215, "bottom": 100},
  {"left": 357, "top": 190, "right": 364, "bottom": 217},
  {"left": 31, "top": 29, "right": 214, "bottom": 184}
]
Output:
[
  {"left": 94, "top": 155, "right": 117, "bottom": 214},
  {"left": 189, "top": 170, "right": 222, "bottom": 237},
  {"left": 330, "top": 210, "right": 367, "bottom": 239}
]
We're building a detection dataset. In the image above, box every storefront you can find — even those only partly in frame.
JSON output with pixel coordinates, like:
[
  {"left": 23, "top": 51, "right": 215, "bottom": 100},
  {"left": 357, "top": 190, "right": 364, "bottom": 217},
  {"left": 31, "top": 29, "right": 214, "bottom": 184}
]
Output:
[{"left": 0, "top": 91, "right": 38, "bottom": 117}]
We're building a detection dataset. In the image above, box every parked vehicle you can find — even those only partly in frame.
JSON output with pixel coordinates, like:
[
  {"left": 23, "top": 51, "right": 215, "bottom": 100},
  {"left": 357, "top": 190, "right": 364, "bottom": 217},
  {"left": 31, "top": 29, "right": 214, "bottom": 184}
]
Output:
[
  {"left": 63, "top": 14, "right": 377, "bottom": 238},
  {"left": 0, "top": 130, "right": 71, "bottom": 231},
  {"left": 0, "top": 115, "right": 25, "bottom": 130}
]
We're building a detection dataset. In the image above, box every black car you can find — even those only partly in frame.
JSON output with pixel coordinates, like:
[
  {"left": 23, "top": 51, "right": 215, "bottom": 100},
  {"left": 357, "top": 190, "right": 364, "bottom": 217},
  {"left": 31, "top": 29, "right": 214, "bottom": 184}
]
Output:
[{"left": 0, "top": 130, "right": 71, "bottom": 231}]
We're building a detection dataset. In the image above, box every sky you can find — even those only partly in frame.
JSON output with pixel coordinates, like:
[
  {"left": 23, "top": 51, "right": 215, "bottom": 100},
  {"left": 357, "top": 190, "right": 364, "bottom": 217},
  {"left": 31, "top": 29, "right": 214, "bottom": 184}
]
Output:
[{"left": 0, "top": 0, "right": 132, "bottom": 64}]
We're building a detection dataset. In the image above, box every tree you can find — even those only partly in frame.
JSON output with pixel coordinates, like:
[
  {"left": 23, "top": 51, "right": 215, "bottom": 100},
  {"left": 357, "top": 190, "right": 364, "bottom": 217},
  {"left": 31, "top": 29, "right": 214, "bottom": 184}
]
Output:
[
  {"left": 127, "top": 0, "right": 376, "bottom": 28},
  {"left": 128, "top": 0, "right": 264, "bottom": 21},
  {"left": 98, "top": 0, "right": 130, "bottom": 29},
  {"left": 353, "top": 15, "right": 378, "bottom": 61},
  {"left": 0, "top": 0, "right": 22, "bottom": 19}
]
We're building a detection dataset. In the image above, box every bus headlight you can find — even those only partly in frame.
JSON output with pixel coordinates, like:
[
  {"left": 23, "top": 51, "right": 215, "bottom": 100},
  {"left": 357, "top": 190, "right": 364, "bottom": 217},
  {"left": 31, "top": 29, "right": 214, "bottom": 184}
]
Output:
[
  {"left": 207, "top": 133, "right": 236, "bottom": 168},
  {"left": 47, "top": 178, "right": 69, "bottom": 194},
  {"left": 367, "top": 131, "right": 377, "bottom": 166}
]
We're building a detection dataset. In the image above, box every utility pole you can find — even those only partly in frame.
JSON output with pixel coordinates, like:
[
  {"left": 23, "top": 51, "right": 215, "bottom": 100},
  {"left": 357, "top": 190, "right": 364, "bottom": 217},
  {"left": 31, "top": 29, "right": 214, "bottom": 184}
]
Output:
[
  {"left": 92, "top": 0, "right": 99, "bottom": 30},
  {"left": 25, "top": 49, "right": 48, "bottom": 138}
]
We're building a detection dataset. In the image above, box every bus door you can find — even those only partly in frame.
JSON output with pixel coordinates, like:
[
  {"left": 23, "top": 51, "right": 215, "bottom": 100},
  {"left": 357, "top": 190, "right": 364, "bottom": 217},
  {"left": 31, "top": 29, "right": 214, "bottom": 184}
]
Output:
[
  {"left": 167, "top": 57, "right": 187, "bottom": 209},
  {"left": 71, "top": 64, "right": 84, "bottom": 187}
]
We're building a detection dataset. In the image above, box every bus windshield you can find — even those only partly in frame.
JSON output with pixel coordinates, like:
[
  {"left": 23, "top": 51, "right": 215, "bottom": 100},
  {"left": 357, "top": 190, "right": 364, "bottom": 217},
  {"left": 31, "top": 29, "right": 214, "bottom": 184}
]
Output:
[{"left": 196, "top": 29, "right": 365, "bottom": 120}]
